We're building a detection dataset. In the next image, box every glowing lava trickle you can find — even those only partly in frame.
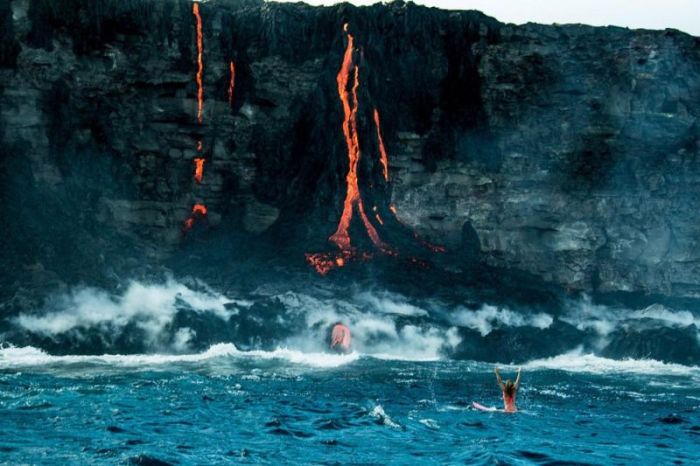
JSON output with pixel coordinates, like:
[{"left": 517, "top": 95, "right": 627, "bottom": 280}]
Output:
[
  {"left": 305, "top": 251, "right": 350, "bottom": 276},
  {"left": 183, "top": 203, "right": 208, "bottom": 231},
  {"left": 193, "top": 2, "right": 204, "bottom": 123},
  {"left": 373, "top": 109, "right": 389, "bottom": 182},
  {"left": 228, "top": 61, "right": 236, "bottom": 106},
  {"left": 184, "top": 2, "right": 208, "bottom": 233},
  {"left": 193, "top": 158, "right": 205, "bottom": 183}
]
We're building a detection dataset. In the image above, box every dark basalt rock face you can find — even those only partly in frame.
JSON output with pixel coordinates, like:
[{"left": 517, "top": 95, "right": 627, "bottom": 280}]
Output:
[{"left": 1, "top": 0, "right": 699, "bottom": 303}]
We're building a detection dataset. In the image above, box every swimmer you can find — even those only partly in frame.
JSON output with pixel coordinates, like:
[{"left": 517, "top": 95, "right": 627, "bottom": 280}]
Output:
[
  {"left": 494, "top": 366, "right": 521, "bottom": 413},
  {"left": 329, "top": 322, "right": 352, "bottom": 354}
]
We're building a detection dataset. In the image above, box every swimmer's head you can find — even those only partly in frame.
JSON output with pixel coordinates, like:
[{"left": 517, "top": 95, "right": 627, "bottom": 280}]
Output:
[{"left": 504, "top": 380, "right": 516, "bottom": 397}]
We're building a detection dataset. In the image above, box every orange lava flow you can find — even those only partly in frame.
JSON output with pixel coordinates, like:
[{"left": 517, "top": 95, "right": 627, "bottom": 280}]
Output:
[
  {"left": 328, "top": 25, "right": 389, "bottom": 253},
  {"left": 194, "top": 158, "right": 205, "bottom": 183},
  {"left": 192, "top": 203, "right": 207, "bottom": 215},
  {"left": 193, "top": 2, "right": 204, "bottom": 124},
  {"left": 228, "top": 61, "right": 236, "bottom": 106},
  {"left": 183, "top": 203, "right": 208, "bottom": 231},
  {"left": 304, "top": 249, "right": 375, "bottom": 276},
  {"left": 305, "top": 251, "right": 348, "bottom": 276},
  {"left": 373, "top": 109, "right": 389, "bottom": 181}
]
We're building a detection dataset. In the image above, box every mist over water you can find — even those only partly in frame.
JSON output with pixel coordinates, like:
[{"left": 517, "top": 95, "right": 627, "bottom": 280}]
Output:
[{"left": 3, "top": 276, "right": 699, "bottom": 367}]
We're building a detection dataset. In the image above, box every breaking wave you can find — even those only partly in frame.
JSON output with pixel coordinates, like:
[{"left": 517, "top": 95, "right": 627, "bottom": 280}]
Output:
[
  {"left": 273, "top": 290, "right": 460, "bottom": 360},
  {"left": 561, "top": 296, "right": 700, "bottom": 337},
  {"left": 10, "top": 279, "right": 249, "bottom": 352},
  {"left": 2, "top": 280, "right": 699, "bottom": 365},
  {"left": 0, "top": 343, "right": 359, "bottom": 369},
  {"left": 523, "top": 347, "right": 700, "bottom": 378}
]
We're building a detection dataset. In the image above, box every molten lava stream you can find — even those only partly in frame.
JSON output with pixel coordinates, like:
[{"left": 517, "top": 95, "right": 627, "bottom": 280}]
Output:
[
  {"left": 328, "top": 24, "right": 391, "bottom": 254},
  {"left": 306, "top": 23, "right": 401, "bottom": 275},
  {"left": 192, "top": 2, "right": 204, "bottom": 124},
  {"left": 228, "top": 61, "right": 236, "bottom": 106}
]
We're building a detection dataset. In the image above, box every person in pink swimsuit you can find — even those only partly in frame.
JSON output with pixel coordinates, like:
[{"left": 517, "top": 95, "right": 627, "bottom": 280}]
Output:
[
  {"left": 330, "top": 323, "right": 352, "bottom": 354},
  {"left": 494, "top": 367, "right": 522, "bottom": 412}
]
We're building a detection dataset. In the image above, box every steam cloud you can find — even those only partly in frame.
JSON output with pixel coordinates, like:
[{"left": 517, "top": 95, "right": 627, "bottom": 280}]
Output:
[
  {"left": 450, "top": 305, "right": 554, "bottom": 336},
  {"left": 13, "top": 279, "right": 239, "bottom": 351}
]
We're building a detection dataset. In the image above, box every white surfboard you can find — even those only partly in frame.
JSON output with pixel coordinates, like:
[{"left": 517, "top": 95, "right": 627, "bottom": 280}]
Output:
[{"left": 472, "top": 401, "right": 500, "bottom": 412}]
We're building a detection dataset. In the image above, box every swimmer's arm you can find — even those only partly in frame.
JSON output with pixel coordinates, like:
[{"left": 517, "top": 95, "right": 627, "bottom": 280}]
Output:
[
  {"left": 515, "top": 367, "right": 522, "bottom": 390},
  {"left": 494, "top": 367, "right": 505, "bottom": 389}
]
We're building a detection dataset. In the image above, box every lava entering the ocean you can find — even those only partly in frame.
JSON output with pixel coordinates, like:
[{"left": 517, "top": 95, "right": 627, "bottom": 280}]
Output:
[
  {"left": 228, "top": 61, "right": 236, "bottom": 106},
  {"left": 193, "top": 2, "right": 204, "bottom": 123}
]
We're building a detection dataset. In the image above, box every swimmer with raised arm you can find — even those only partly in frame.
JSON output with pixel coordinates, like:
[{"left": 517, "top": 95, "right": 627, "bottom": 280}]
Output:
[{"left": 494, "top": 366, "right": 521, "bottom": 413}]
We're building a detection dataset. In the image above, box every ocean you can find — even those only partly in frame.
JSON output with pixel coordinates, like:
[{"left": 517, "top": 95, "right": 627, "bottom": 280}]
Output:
[
  {"left": 1, "top": 278, "right": 699, "bottom": 464},
  {"left": 1, "top": 345, "right": 699, "bottom": 465}
]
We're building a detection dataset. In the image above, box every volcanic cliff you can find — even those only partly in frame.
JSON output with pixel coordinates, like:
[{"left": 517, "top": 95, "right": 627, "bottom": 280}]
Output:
[{"left": 1, "top": 0, "right": 699, "bottom": 307}]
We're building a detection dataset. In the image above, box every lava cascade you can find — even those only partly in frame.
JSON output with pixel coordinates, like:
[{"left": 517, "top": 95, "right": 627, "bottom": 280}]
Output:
[
  {"left": 306, "top": 24, "right": 445, "bottom": 274},
  {"left": 327, "top": 24, "right": 391, "bottom": 253},
  {"left": 184, "top": 1, "right": 208, "bottom": 231},
  {"left": 306, "top": 23, "right": 396, "bottom": 274}
]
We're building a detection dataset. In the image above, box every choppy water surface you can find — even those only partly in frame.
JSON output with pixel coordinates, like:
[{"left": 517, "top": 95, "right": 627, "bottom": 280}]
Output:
[{"left": 1, "top": 348, "right": 699, "bottom": 465}]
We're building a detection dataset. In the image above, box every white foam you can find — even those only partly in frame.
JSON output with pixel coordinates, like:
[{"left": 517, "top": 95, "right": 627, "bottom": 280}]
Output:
[
  {"left": 523, "top": 347, "right": 700, "bottom": 377},
  {"left": 451, "top": 304, "right": 553, "bottom": 336},
  {"left": 561, "top": 296, "right": 700, "bottom": 338},
  {"left": 276, "top": 291, "right": 461, "bottom": 360},
  {"left": 0, "top": 343, "right": 359, "bottom": 369},
  {"left": 630, "top": 304, "right": 700, "bottom": 327},
  {"left": 12, "top": 279, "right": 238, "bottom": 351},
  {"left": 418, "top": 418, "right": 440, "bottom": 429},
  {"left": 234, "top": 347, "right": 360, "bottom": 368},
  {"left": 354, "top": 291, "right": 429, "bottom": 317},
  {"left": 370, "top": 404, "right": 402, "bottom": 429}
]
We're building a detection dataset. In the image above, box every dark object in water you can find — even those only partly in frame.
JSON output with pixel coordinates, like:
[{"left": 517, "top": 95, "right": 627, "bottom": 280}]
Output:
[
  {"left": 128, "top": 455, "right": 173, "bottom": 466},
  {"left": 658, "top": 414, "right": 686, "bottom": 425}
]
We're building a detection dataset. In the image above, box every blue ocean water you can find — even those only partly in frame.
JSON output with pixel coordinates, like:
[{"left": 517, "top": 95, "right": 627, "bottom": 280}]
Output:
[{"left": 1, "top": 347, "right": 699, "bottom": 465}]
